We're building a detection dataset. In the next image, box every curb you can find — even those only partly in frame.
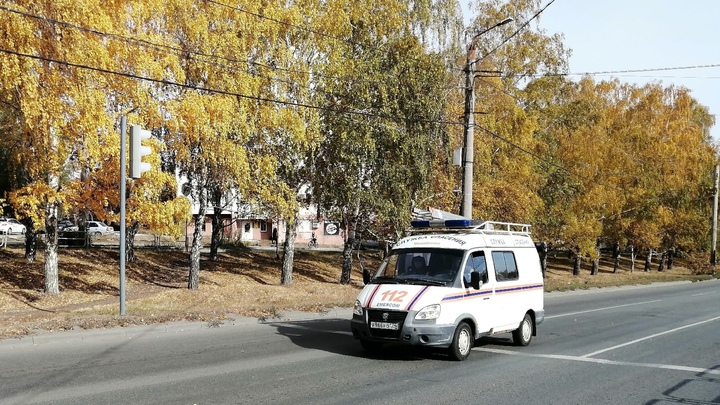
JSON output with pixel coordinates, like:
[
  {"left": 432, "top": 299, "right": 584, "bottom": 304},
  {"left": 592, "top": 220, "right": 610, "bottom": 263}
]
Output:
[{"left": 0, "top": 308, "right": 354, "bottom": 349}]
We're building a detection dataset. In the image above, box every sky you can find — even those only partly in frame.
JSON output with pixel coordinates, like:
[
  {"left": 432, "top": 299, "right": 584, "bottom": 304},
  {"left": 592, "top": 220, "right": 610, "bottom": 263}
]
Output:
[{"left": 465, "top": 0, "right": 720, "bottom": 140}]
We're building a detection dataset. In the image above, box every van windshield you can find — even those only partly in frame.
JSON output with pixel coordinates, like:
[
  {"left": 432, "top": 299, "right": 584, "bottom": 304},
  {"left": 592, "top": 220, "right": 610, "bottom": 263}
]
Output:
[{"left": 372, "top": 249, "right": 464, "bottom": 286}]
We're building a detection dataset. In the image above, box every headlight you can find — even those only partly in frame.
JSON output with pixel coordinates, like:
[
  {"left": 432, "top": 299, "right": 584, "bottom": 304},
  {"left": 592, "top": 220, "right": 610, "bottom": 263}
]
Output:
[
  {"left": 353, "top": 300, "right": 363, "bottom": 316},
  {"left": 415, "top": 304, "right": 441, "bottom": 320}
]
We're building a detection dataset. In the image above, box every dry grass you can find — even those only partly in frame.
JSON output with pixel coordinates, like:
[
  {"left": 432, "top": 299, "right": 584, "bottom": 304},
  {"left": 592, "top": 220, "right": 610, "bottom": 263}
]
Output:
[
  {"left": 544, "top": 253, "right": 716, "bottom": 291},
  {"left": 0, "top": 246, "right": 378, "bottom": 339},
  {"left": 0, "top": 245, "right": 715, "bottom": 339}
]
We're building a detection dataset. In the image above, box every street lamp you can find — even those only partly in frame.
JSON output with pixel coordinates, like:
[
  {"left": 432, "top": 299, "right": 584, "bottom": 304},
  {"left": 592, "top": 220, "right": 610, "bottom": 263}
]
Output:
[{"left": 460, "top": 17, "right": 513, "bottom": 218}]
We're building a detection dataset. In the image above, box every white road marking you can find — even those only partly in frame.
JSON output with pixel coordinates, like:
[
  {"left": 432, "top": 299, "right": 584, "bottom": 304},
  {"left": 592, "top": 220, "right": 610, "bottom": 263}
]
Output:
[
  {"left": 545, "top": 299, "right": 662, "bottom": 319},
  {"left": 478, "top": 347, "right": 720, "bottom": 376},
  {"left": 581, "top": 315, "right": 720, "bottom": 358},
  {"left": 691, "top": 291, "right": 717, "bottom": 297}
]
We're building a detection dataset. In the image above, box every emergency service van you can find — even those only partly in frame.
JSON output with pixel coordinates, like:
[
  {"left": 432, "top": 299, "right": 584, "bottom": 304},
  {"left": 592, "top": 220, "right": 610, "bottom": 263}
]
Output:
[{"left": 350, "top": 219, "right": 544, "bottom": 361}]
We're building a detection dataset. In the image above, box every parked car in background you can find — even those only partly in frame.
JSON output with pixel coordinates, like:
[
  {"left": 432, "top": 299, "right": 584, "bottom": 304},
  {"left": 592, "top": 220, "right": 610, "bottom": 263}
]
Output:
[
  {"left": 85, "top": 221, "right": 114, "bottom": 236},
  {"left": 58, "top": 219, "right": 79, "bottom": 231},
  {"left": 0, "top": 217, "right": 26, "bottom": 235}
]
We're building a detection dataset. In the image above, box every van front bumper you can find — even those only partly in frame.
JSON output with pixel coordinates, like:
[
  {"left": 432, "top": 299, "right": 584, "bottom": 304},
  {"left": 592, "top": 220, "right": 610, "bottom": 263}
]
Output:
[{"left": 350, "top": 315, "right": 456, "bottom": 348}]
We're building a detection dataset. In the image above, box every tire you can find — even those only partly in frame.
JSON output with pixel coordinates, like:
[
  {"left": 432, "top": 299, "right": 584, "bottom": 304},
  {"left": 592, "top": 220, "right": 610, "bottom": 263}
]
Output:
[
  {"left": 448, "top": 322, "right": 474, "bottom": 361},
  {"left": 94, "top": 232, "right": 102, "bottom": 236},
  {"left": 360, "top": 339, "right": 383, "bottom": 352},
  {"left": 512, "top": 313, "right": 534, "bottom": 346}
]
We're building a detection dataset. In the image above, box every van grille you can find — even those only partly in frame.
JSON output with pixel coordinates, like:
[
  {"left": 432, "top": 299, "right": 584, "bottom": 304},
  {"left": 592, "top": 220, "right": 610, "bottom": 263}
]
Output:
[{"left": 366, "top": 310, "right": 407, "bottom": 340}]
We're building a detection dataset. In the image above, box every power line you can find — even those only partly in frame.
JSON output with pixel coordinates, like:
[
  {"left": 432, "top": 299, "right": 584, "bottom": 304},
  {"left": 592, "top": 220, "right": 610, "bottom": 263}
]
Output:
[
  {"left": 0, "top": 46, "right": 325, "bottom": 110},
  {"left": 597, "top": 75, "right": 720, "bottom": 79},
  {"left": 0, "top": 6, "right": 654, "bottom": 192},
  {"left": 0, "top": 46, "right": 447, "bottom": 127},
  {"left": 0, "top": 45, "right": 639, "bottom": 197},
  {"left": 538, "top": 63, "right": 720, "bottom": 78},
  {"left": 0, "top": 4, "right": 396, "bottom": 95},
  {"left": 204, "top": 0, "right": 438, "bottom": 89},
  {"left": 475, "top": 124, "right": 625, "bottom": 192},
  {"left": 484, "top": 0, "right": 557, "bottom": 59},
  {"left": 0, "top": 5, "right": 293, "bottom": 84},
  {"left": 453, "top": 0, "right": 557, "bottom": 73}
]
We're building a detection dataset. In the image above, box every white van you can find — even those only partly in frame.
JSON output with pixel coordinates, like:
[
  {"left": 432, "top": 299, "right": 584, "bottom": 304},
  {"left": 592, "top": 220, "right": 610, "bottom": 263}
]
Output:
[{"left": 350, "top": 219, "right": 544, "bottom": 361}]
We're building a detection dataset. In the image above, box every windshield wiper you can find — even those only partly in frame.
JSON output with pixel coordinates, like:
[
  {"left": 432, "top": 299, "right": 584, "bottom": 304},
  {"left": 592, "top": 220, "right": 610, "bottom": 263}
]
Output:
[
  {"left": 400, "top": 277, "right": 446, "bottom": 286},
  {"left": 371, "top": 276, "right": 400, "bottom": 284}
]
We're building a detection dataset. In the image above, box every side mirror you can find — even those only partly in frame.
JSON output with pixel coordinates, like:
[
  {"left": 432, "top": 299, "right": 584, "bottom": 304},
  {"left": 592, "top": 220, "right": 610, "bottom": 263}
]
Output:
[
  {"left": 362, "top": 269, "right": 371, "bottom": 284},
  {"left": 470, "top": 271, "right": 481, "bottom": 290}
]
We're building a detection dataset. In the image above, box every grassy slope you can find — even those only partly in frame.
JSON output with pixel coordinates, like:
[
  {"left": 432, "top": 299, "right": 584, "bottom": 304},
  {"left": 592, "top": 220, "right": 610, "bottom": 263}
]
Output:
[{"left": 0, "top": 246, "right": 715, "bottom": 339}]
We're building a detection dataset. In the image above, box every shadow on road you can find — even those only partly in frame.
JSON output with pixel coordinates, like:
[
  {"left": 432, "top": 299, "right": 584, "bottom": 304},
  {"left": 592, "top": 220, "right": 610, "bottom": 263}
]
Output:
[
  {"left": 270, "top": 318, "right": 509, "bottom": 361},
  {"left": 645, "top": 365, "right": 720, "bottom": 405}
]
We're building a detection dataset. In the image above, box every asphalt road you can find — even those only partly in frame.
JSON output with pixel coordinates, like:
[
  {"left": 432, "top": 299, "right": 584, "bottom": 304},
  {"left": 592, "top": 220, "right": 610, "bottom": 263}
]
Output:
[{"left": 1, "top": 280, "right": 719, "bottom": 405}]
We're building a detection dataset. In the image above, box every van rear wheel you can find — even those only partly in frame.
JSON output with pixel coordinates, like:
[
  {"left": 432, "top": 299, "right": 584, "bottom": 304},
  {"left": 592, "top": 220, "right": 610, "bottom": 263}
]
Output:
[
  {"left": 448, "top": 322, "right": 473, "bottom": 361},
  {"left": 512, "top": 313, "right": 533, "bottom": 346}
]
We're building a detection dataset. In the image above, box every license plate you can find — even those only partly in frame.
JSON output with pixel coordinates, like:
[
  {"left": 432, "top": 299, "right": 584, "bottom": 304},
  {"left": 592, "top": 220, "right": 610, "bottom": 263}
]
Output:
[{"left": 370, "top": 321, "right": 399, "bottom": 330}]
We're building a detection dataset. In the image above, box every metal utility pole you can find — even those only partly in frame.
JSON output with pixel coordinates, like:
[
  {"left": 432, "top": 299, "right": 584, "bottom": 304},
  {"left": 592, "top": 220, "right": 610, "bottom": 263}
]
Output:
[
  {"left": 711, "top": 164, "right": 719, "bottom": 265},
  {"left": 460, "top": 48, "right": 478, "bottom": 219},
  {"left": 119, "top": 116, "right": 127, "bottom": 316},
  {"left": 459, "top": 17, "right": 513, "bottom": 219}
]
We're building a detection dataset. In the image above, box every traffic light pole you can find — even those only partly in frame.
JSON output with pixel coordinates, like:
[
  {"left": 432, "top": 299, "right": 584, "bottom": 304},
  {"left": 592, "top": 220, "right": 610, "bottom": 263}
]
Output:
[{"left": 119, "top": 116, "right": 127, "bottom": 316}]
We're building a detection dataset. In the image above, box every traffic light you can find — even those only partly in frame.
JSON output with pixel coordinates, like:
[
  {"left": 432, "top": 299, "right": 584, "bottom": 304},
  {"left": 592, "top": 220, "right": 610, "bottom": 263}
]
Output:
[{"left": 129, "top": 125, "right": 152, "bottom": 178}]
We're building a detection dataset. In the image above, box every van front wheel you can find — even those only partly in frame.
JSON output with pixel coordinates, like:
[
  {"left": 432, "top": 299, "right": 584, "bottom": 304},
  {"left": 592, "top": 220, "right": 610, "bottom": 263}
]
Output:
[
  {"left": 449, "top": 322, "right": 473, "bottom": 361},
  {"left": 512, "top": 313, "right": 533, "bottom": 346}
]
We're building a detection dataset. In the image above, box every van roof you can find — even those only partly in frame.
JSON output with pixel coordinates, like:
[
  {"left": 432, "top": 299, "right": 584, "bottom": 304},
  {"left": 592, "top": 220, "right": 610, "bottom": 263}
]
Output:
[
  {"left": 409, "top": 219, "right": 531, "bottom": 235},
  {"left": 395, "top": 220, "right": 535, "bottom": 250}
]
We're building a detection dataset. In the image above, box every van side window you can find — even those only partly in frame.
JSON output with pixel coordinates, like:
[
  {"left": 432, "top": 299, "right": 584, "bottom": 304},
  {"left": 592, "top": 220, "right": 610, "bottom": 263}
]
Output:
[
  {"left": 491, "top": 251, "right": 518, "bottom": 282},
  {"left": 463, "top": 251, "right": 486, "bottom": 286}
]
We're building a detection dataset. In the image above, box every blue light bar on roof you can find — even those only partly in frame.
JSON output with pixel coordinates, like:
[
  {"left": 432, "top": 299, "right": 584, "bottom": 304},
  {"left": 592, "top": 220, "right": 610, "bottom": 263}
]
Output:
[
  {"left": 444, "top": 219, "right": 472, "bottom": 228},
  {"left": 410, "top": 220, "right": 431, "bottom": 228}
]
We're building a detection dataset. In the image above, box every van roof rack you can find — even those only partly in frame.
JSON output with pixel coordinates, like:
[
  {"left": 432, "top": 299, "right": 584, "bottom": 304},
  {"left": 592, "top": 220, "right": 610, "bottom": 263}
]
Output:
[{"left": 409, "top": 219, "right": 531, "bottom": 235}]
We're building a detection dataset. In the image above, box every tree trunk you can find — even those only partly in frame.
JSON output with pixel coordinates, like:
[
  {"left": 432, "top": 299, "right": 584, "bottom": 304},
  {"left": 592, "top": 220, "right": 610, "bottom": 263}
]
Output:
[
  {"left": 643, "top": 249, "right": 653, "bottom": 272},
  {"left": 44, "top": 204, "right": 60, "bottom": 295},
  {"left": 572, "top": 249, "right": 581, "bottom": 276},
  {"left": 280, "top": 217, "right": 297, "bottom": 285},
  {"left": 658, "top": 251, "right": 666, "bottom": 272},
  {"left": 341, "top": 235, "right": 355, "bottom": 284},
  {"left": 536, "top": 241, "right": 548, "bottom": 278},
  {"left": 667, "top": 248, "right": 674, "bottom": 270},
  {"left": 590, "top": 240, "right": 600, "bottom": 276},
  {"left": 188, "top": 191, "right": 207, "bottom": 290},
  {"left": 24, "top": 218, "right": 37, "bottom": 263},
  {"left": 209, "top": 207, "right": 223, "bottom": 262},
  {"left": 612, "top": 242, "right": 621, "bottom": 274},
  {"left": 125, "top": 222, "right": 140, "bottom": 263},
  {"left": 340, "top": 218, "right": 358, "bottom": 285}
]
